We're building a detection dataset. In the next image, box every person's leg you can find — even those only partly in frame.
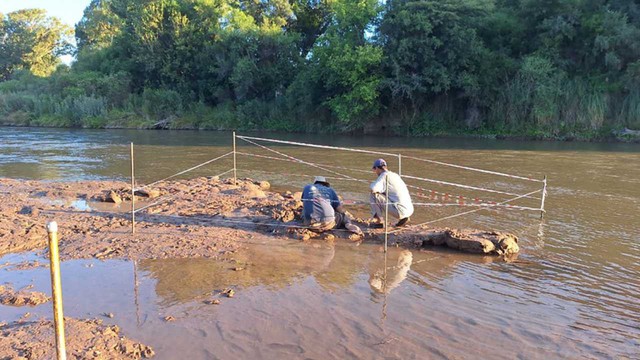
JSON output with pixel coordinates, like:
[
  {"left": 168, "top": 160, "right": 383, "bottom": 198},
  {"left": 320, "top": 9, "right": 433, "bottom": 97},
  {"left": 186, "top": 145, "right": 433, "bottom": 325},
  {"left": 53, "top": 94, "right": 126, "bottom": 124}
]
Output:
[
  {"left": 335, "top": 212, "right": 362, "bottom": 234},
  {"left": 370, "top": 193, "right": 386, "bottom": 221}
]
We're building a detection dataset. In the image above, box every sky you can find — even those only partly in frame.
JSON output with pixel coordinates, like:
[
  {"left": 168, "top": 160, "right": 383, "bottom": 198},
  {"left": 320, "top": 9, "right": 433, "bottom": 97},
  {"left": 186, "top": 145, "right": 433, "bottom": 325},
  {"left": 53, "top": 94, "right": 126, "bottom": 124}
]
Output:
[{"left": 1, "top": 0, "right": 91, "bottom": 64}]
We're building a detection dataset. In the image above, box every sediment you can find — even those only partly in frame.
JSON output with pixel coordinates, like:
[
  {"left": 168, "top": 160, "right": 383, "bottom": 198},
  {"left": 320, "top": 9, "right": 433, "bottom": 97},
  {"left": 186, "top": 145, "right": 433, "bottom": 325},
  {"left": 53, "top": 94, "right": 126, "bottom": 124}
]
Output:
[
  {"left": 0, "top": 318, "right": 154, "bottom": 359},
  {"left": 0, "top": 177, "right": 520, "bottom": 260}
]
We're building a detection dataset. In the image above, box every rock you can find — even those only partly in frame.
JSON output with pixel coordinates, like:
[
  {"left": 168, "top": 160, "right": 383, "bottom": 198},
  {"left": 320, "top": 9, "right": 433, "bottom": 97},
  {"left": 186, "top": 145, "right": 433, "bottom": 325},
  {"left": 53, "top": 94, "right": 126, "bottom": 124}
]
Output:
[
  {"left": 421, "top": 229, "right": 519, "bottom": 255},
  {"left": 348, "top": 233, "right": 363, "bottom": 242},
  {"left": 257, "top": 181, "right": 271, "bottom": 190},
  {"left": 134, "top": 188, "right": 160, "bottom": 198},
  {"left": 163, "top": 316, "right": 175, "bottom": 322},
  {"left": 492, "top": 232, "right": 520, "bottom": 255},
  {"left": 292, "top": 192, "right": 303, "bottom": 201},
  {"left": 18, "top": 206, "right": 39, "bottom": 217},
  {"left": 106, "top": 191, "right": 122, "bottom": 204},
  {"left": 323, "top": 234, "right": 335, "bottom": 241}
]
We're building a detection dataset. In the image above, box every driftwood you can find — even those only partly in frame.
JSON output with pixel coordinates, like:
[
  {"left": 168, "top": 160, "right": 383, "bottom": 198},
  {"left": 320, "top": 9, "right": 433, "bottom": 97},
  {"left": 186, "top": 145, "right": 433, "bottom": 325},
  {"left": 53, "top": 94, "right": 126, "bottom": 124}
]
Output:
[
  {"left": 614, "top": 128, "right": 640, "bottom": 137},
  {"left": 418, "top": 229, "right": 519, "bottom": 255}
]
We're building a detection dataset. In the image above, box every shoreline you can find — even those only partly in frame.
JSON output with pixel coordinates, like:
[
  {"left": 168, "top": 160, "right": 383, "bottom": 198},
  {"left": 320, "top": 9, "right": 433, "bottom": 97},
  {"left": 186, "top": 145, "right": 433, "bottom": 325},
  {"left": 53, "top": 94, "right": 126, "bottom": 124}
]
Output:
[{"left": 1, "top": 122, "right": 638, "bottom": 144}]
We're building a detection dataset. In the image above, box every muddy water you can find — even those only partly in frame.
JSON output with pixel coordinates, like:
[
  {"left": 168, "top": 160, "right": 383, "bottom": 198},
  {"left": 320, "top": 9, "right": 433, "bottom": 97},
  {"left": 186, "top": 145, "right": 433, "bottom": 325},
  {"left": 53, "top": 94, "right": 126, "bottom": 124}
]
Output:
[{"left": 1, "top": 127, "right": 640, "bottom": 358}]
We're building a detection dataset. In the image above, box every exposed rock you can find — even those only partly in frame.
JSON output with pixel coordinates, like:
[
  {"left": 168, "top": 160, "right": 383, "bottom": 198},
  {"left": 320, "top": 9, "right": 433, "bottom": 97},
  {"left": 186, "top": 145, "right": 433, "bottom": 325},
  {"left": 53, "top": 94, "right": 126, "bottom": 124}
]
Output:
[
  {"left": 106, "top": 191, "right": 122, "bottom": 204},
  {"left": 419, "top": 229, "right": 519, "bottom": 255},
  {"left": 135, "top": 189, "right": 161, "bottom": 198},
  {"left": 17, "top": 206, "right": 39, "bottom": 217},
  {"left": 257, "top": 181, "right": 271, "bottom": 190}
]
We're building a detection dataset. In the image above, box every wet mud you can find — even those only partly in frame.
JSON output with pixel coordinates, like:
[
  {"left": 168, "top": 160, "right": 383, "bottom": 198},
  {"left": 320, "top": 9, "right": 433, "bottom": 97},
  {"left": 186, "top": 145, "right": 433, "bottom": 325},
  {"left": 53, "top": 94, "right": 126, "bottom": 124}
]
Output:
[
  {"left": 0, "top": 318, "right": 154, "bottom": 359},
  {"left": 0, "top": 177, "right": 519, "bottom": 260},
  {"left": 0, "top": 284, "right": 50, "bottom": 307}
]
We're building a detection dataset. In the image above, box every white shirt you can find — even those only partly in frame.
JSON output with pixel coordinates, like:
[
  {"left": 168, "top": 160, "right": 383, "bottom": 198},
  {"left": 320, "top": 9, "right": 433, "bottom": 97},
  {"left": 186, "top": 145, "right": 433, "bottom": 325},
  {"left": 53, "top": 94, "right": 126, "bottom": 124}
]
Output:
[{"left": 370, "top": 170, "right": 414, "bottom": 219}]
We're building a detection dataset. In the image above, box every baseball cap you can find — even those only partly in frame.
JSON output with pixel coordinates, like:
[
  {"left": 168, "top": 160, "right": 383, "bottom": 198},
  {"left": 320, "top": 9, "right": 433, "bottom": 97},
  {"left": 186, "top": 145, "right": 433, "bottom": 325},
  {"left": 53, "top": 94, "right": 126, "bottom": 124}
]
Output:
[{"left": 372, "top": 159, "right": 387, "bottom": 168}]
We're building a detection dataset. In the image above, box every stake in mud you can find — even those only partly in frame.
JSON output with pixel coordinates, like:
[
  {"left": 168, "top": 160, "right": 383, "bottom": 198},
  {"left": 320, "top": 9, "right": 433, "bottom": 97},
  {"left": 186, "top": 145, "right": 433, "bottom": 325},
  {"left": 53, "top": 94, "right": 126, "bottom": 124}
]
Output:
[{"left": 47, "top": 221, "right": 67, "bottom": 360}]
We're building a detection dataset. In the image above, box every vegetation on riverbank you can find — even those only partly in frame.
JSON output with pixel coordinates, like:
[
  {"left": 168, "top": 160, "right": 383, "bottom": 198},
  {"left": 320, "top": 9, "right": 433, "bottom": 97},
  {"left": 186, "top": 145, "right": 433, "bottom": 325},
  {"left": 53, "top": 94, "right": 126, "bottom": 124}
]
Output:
[{"left": 1, "top": 1, "right": 639, "bottom": 141}]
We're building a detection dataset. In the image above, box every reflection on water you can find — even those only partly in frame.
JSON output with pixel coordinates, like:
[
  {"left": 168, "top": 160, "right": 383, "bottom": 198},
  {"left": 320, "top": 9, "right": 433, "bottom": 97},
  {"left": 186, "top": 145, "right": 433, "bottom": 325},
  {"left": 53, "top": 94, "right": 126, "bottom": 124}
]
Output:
[
  {"left": 369, "top": 250, "right": 412, "bottom": 294},
  {"left": 1, "top": 239, "right": 639, "bottom": 359},
  {"left": 1, "top": 127, "right": 640, "bottom": 358}
]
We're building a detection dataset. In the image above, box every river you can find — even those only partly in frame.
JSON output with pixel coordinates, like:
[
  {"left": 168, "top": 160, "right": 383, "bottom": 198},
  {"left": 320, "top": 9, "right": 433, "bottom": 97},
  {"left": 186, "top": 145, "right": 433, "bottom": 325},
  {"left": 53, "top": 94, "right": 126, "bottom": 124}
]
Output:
[{"left": 1, "top": 127, "right": 639, "bottom": 359}]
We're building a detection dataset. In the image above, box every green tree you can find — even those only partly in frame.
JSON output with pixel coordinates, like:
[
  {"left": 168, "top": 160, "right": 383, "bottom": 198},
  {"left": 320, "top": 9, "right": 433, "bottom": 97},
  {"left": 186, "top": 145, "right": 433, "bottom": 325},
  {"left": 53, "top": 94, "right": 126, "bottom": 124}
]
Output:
[
  {"left": 379, "top": 0, "right": 487, "bottom": 108},
  {"left": 309, "top": 0, "right": 383, "bottom": 129},
  {"left": 0, "top": 9, "right": 73, "bottom": 79},
  {"left": 75, "top": 0, "right": 124, "bottom": 51}
]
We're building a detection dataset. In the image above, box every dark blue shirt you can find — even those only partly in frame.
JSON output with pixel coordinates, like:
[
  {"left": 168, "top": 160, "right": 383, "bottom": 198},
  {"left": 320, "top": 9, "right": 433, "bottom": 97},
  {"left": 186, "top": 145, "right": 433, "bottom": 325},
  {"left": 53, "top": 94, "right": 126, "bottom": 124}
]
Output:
[{"left": 301, "top": 184, "right": 340, "bottom": 223}]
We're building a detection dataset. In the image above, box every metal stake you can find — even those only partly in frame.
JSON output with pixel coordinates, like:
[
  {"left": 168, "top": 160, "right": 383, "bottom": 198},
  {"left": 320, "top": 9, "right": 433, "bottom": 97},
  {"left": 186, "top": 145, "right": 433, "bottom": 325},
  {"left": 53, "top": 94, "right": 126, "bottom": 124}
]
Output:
[
  {"left": 540, "top": 175, "right": 547, "bottom": 219},
  {"left": 233, "top": 131, "right": 237, "bottom": 185},
  {"left": 384, "top": 173, "right": 389, "bottom": 253},
  {"left": 47, "top": 221, "right": 67, "bottom": 360},
  {"left": 130, "top": 142, "right": 135, "bottom": 234}
]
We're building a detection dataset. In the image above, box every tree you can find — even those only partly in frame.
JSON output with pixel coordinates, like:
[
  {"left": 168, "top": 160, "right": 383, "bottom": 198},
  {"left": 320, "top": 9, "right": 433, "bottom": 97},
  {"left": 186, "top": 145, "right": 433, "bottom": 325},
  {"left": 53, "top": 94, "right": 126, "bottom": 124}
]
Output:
[
  {"left": 308, "top": 0, "right": 383, "bottom": 129},
  {"left": 75, "top": 0, "right": 124, "bottom": 51},
  {"left": 379, "top": 0, "right": 487, "bottom": 108},
  {"left": 0, "top": 9, "right": 73, "bottom": 79}
]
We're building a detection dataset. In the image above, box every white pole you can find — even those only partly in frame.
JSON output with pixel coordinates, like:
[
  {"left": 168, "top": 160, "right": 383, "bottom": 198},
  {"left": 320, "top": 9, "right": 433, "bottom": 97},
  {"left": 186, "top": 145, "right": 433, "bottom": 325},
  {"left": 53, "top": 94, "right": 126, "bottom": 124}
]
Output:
[
  {"left": 384, "top": 173, "right": 389, "bottom": 253},
  {"left": 398, "top": 154, "right": 402, "bottom": 176},
  {"left": 130, "top": 143, "right": 135, "bottom": 234},
  {"left": 540, "top": 175, "right": 547, "bottom": 219},
  {"left": 233, "top": 131, "right": 237, "bottom": 185}
]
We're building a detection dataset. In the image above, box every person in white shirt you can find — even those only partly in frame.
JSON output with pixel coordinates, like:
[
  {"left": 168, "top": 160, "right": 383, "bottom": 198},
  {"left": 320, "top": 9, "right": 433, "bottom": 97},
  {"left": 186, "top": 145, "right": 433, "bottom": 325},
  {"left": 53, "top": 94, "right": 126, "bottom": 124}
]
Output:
[{"left": 369, "top": 158, "right": 414, "bottom": 228}]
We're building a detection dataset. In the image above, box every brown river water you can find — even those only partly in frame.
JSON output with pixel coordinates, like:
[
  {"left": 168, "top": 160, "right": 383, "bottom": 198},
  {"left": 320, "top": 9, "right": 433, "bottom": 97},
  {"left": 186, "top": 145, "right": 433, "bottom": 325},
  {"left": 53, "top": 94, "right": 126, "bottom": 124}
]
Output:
[{"left": 1, "top": 127, "right": 639, "bottom": 359}]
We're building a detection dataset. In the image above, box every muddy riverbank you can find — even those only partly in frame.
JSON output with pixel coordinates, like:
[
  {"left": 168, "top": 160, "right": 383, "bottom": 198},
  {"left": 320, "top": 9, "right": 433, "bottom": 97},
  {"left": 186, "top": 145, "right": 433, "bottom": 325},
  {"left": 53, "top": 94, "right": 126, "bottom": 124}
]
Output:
[
  {"left": 0, "top": 176, "right": 518, "bottom": 260},
  {"left": 0, "top": 318, "right": 154, "bottom": 359}
]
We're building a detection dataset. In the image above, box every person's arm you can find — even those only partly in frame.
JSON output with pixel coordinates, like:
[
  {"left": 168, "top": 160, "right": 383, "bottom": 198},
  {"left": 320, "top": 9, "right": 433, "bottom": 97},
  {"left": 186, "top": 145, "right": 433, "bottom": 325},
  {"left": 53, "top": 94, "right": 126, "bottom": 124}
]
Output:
[
  {"left": 301, "top": 185, "right": 312, "bottom": 221},
  {"left": 370, "top": 173, "right": 386, "bottom": 193},
  {"left": 330, "top": 189, "right": 342, "bottom": 211}
]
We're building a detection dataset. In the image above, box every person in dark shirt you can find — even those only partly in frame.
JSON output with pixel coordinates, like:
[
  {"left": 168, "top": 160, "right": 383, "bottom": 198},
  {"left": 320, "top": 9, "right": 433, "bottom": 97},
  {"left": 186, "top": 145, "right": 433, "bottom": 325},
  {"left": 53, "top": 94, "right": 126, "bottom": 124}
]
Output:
[{"left": 301, "top": 176, "right": 362, "bottom": 234}]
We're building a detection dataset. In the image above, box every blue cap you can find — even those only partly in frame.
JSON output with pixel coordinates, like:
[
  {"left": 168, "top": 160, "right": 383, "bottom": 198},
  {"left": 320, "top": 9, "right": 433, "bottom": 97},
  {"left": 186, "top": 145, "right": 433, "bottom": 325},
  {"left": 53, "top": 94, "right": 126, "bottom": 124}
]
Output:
[{"left": 372, "top": 158, "right": 387, "bottom": 168}]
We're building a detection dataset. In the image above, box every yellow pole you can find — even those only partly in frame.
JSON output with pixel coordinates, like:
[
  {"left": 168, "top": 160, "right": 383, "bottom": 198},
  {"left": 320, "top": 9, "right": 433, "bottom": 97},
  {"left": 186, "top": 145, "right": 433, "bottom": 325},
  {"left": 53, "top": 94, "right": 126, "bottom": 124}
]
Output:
[
  {"left": 233, "top": 131, "right": 237, "bottom": 185},
  {"left": 46, "top": 221, "right": 67, "bottom": 360},
  {"left": 130, "top": 142, "right": 135, "bottom": 234}
]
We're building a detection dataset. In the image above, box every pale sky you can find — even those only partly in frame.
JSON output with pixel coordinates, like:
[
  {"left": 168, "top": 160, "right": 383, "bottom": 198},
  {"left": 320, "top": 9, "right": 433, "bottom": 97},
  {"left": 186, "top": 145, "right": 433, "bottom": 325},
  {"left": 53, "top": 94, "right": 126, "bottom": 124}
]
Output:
[
  {"left": 1, "top": 0, "right": 91, "bottom": 64},
  {"left": 0, "top": 0, "right": 90, "bottom": 27}
]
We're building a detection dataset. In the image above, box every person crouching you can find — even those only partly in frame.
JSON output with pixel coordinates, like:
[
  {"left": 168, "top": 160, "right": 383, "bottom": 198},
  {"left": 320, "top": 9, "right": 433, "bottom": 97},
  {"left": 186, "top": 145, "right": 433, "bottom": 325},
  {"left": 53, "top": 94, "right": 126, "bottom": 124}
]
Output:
[
  {"left": 369, "top": 158, "right": 414, "bottom": 228},
  {"left": 302, "top": 176, "right": 362, "bottom": 234}
]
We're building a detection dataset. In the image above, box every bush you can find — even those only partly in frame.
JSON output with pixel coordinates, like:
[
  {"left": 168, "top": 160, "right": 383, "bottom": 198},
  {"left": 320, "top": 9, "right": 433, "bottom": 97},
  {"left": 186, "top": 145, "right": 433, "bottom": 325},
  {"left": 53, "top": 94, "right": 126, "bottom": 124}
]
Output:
[
  {"left": 0, "top": 93, "right": 36, "bottom": 114},
  {"left": 197, "top": 102, "right": 239, "bottom": 130},
  {"left": 141, "top": 88, "right": 182, "bottom": 120}
]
